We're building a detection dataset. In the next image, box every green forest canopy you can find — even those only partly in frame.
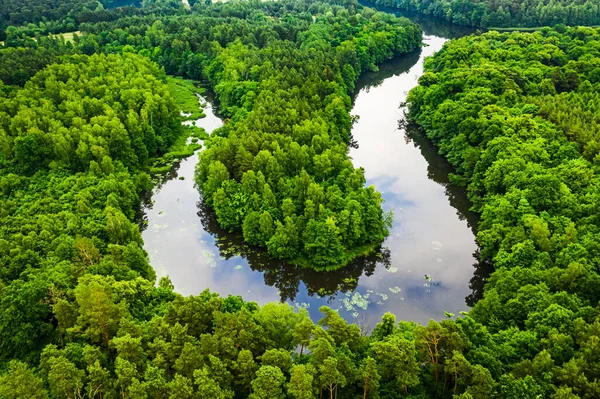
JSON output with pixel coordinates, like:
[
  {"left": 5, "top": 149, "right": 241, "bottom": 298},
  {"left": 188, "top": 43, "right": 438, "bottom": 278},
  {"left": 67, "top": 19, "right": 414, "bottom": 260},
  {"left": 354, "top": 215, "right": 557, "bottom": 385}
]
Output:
[
  {"left": 2, "top": 0, "right": 600, "bottom": 398},
  {"left": 0, "top": 0, "right": 143, "bottom": 41},
  {"left": 70, "top": 0, "right": 422, "bottom": 268},
  {"left": 406, "top": 26, "right": 600, "bottom": 398},
  {"left": 373, "top": 0, "right": 600, "bottom": 28}
]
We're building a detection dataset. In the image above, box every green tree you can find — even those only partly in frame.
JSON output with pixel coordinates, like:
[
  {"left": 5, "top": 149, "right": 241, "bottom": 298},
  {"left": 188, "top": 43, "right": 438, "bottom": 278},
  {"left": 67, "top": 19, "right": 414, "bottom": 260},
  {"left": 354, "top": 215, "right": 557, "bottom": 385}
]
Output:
[
  {"left": 47, "top": 356, "right": 85, "bottom": 399},
  {"left": 287, "top": 364, "right": 316, "bottom": 399},
  {"left": 359, "top": 357, "right": 380, "bottom": 399},
  {"left": 0, "top": 360, "right": 48, "bottom": 399},
  {"left": 319, "top": 357, "right": 346, "bottom": 399},
  {"left": 72, "top": 276, "right": 126, "bottom": 346},
  {"left": 249, "top": 365, "right": 286, "bottom": 399}
]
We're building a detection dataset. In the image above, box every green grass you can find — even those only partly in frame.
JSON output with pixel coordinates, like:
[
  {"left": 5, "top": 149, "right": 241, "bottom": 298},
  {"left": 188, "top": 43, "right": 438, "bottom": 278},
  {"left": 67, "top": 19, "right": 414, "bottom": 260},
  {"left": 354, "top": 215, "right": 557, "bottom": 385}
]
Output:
[
  {"left": 149, "top": 164, "right": 174, "bottom": 174},
  {"left": 185, "top": 125, "right": 209, "bottom": 140},
  {"left": 146, "top": 77, "right": 208, "bottom": 176},
  {"left": 166, "top": 76, "right": 207, "bottom": 120},
  {"left": 51, "top": 31, "right": 81, "bottom": 42}
]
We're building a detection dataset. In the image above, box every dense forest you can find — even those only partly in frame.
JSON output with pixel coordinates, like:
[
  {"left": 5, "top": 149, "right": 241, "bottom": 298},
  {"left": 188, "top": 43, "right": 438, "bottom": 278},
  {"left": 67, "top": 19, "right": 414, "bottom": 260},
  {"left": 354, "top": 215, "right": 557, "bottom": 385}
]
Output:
[
  {"left": 372, "top": 0, "right": 600, "bottom": 28},
  {"left": 69, "top": 0, "right": 423, "bottom": 268},
  {"left": 406, "top": 26, "right": 600, "bottom": 398},
  {"left": 0, "top": 0, "right": 147, "bottom": 41},
  {"left": 2, "top": 0, "right": 600, "bottom": 398}
]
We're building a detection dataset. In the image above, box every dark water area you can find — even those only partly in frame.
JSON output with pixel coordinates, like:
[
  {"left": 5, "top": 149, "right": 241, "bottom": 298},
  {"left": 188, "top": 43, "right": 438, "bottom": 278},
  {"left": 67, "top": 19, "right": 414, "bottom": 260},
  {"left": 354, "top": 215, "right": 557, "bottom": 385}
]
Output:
[{"left": 141, "top": 12, "right": 484, "bottom": 326}]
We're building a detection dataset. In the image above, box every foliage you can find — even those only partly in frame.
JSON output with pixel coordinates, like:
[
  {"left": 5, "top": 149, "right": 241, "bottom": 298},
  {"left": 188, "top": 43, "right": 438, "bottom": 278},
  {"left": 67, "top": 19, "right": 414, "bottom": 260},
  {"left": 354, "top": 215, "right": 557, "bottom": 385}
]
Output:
[
  {"left": 407, "top": 26, "right": 600, "bottom": 399},
  {"left": 0, "top": 0, "right": 141, "bottom": 41},
  {"left": 165, "top": 76, "right": 206, "bottom": 120},
  {"left": 374, "top": 0, "right": 600, "bottom": 28},
  {"left": 6, "top": 1, "right": 600, "bottom": 399},
  {"left": 190, "top": 0, "right": 421, "bottom": 269},
  {"left": 0, "top": 52, "right": 180, "bottom": 361}
]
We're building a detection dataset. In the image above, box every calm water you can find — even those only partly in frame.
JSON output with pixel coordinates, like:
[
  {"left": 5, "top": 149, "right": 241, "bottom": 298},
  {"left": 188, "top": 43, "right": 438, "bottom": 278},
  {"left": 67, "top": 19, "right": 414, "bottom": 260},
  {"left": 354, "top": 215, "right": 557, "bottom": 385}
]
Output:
[{"left": 141, "top": 16, "right": 482, "bottom": 325}]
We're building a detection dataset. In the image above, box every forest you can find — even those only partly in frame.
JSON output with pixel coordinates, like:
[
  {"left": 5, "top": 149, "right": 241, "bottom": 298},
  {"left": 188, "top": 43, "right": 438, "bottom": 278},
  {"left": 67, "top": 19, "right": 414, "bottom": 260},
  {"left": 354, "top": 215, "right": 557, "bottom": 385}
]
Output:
[
  {"left": 406, "top": 26, "right": 600, "bottom": 398},
  {"left": 69, "top": 0, "right": 423, "bottom": 268},
  {"left": 372, "top": 0, "right": 600, "bottom": 28},
  {"left": 0, "top": 0, "right": 145, "bottom": 41},
  {"left": 1, "top": 0, "right": 600, "bottom": 398}
]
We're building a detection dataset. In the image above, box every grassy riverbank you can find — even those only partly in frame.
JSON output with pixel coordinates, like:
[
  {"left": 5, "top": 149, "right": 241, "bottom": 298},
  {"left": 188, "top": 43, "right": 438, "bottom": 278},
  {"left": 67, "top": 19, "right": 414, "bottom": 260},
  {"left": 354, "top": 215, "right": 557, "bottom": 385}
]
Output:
[
  {"left": 166, "top": 76, "right": 207, "bottom": 120},
  {"left": 148, "top": 77, "right": 209, "bottom": 174}
]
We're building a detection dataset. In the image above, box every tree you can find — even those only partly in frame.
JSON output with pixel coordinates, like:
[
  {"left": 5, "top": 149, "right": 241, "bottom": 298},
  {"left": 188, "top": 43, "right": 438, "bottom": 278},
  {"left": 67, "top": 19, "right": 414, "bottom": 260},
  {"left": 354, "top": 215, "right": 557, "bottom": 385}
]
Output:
[
  {"left": 318, "top": 306, "right": 361, "bottom": 351},
  {"left": 445, "top": 351, "right": 471, "bottom": 395},
  {"left": 0, "top": 360, "right": 48, "bottom": 399},
  {"left": 249, "top": 365, "right": 286, "bottom": 399},
  {"left": 416, "top": 320, "right": 464, "bottom": 398},
  {"left": 371, "top": 335, "right": 420, "bottom": 394},
  {"left": 87, "top": 361, "right": 112, "bottom": 399},
  {"left": 194, "top": 368, "right": 230, "bottom": 399},
  {"left": 53, "top": 299, "right": 77, "bottom": 347},
  {"left": 371, "top": 312, "right": 396, "bottom": 341},
  {"left": 47, "top": 356, "right": 85, "bottom": 399},
  {"left": 359, "top": 357, "right": 380, "bottom": 399},
  {"left": 72, "top": 276, "right": 125, "bottom": 346},
  {"left": 234, "top": 349, "right": 257, "bottom": 394},
  {"left": 303, "top": 218, "right": 346, "bottom": 267},
  {"left": 465, "top": 365, "right": 495, "bottom": 399},
  {"left": 260, "top": 349, "right": 293, "bottom": 374},
  {"left": 167, "top": 374, "right": 195, "bottom": 399},
  {"left": 287, "top": 364, "right": 316, "bottom": 399},
  {"left": 292, "top": 309, "right": 315, "bottom": 357},
  {"left": 319, "top": 357, "right": 346, "bottom": 399}
]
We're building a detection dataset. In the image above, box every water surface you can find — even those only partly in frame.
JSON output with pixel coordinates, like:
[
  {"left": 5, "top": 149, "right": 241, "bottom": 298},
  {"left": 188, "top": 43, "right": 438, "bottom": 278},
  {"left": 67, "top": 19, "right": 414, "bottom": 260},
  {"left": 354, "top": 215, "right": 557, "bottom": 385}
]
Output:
[{"left": 142, "top": 18, "right": 481, "bottom": 325}]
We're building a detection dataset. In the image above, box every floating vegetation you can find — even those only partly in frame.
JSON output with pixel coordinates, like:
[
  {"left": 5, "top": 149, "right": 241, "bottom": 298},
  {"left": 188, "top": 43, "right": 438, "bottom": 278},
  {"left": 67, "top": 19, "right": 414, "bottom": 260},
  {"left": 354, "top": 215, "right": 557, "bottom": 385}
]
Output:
[
  {"left": 424, "top": 274, "right": 432, "bottom": 281},
  {"left": 341, "top": 292, "right": 371, "bottom": 312},
  {"left": 149, "top": 164, "right": 173, "bottom": 174},
  {"left": 376, "top": 292, "right": 388, "bottom": 301},
  {"left": 220, "top": 246, "right": 241, "bottom": 257},
  {"left": 234, "top": 264, "right": 243, "bottom": 270},
  {"left": 151, "top": 223, "right": 169, "bottom": 232},
  {"left": 389, "top": 286, "right": 402, "bottom": 294},
  {"left": 202, "top": 250, "right": 217, "bottom": 268},
  {"left": 388, "top": 267, "right": 398, "bottom": 273}
]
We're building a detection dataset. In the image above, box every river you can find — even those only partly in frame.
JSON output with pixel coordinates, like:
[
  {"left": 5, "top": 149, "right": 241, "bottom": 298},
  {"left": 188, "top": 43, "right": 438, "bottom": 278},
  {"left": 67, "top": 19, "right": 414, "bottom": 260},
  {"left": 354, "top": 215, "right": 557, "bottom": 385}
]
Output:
[{"left": 141, "top": 12, "right": 481, "bottom": 326}]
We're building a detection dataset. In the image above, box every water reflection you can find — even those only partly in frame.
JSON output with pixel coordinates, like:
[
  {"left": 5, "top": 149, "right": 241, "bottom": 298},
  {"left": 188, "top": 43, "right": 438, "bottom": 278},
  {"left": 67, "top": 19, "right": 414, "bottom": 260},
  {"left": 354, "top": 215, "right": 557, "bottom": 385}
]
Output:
[
  {"left": 142, "top": 19, "right": 484, "bottom": 326},
  {"left": 196, "top": 199, "right": 391, "bottom": 303}
]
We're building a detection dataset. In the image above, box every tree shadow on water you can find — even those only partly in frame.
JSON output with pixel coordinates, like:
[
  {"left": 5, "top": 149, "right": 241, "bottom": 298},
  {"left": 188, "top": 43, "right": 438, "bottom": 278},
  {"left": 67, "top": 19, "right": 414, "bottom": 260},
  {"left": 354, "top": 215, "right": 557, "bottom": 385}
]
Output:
[
  {"left": 196, "top": 199, "right": 391, "bottom": 303},
  {"left": 401, "top": 119, "right": 494, "bottom": 307}
]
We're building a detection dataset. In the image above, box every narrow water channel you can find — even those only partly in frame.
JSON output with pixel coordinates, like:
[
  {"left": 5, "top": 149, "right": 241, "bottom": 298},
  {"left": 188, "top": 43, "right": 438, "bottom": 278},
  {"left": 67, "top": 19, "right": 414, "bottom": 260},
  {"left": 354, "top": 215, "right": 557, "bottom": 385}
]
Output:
[{"left": 142, "top": 16, "right": 480, "bottom": 325}]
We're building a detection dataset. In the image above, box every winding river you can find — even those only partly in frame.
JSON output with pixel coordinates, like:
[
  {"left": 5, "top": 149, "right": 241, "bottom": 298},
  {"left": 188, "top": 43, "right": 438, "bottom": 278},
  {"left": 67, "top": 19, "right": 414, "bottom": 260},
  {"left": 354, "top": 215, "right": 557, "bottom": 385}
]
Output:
[{"left": 141, "top": 12, "right": 481, "bottom": 325}]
